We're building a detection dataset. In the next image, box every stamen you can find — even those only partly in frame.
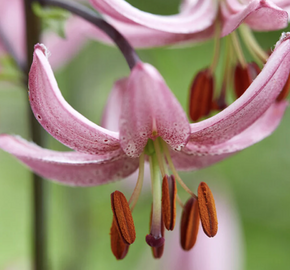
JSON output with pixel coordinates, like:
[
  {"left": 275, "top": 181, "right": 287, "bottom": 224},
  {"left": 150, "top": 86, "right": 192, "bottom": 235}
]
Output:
[
  {"left": 146, "top": 153, "right": 165, "bottom": 248},
  {"left": 161, "top": 140, "right": 196, "bottom": 198},
  {"left": 162, "top": 175, "right": 177, "bottom": 231},
  {"left": 189, "top": 69, "right": 214, "bottom": 122},
  {"left": 180, "top": 197, "right": 200, "bottom": 251},
  {"left": 197, "top": 182, "right": 218, "bottom": 237},
  {"left": 128, "top": 152, "right": 145, "bottom": 212},
  {"left": 111, "top": 191, "right": 136, "bottom": 245},
  {"left": 176, "top": 194, "right": 184, "bottom": 208},
  {"left": 209, "top": 13, "right": 222, "bottom": 73},
  {"left": 110, "top": 218, "right": 130, "bottom": 260},
  {"left": 230, "top": 31, "right": 247, "bottom": 68},
  {"left": 239, "top": 24, "right": 268, "bottom": 64},
  {"left": 234, "top": 62, "right": 260, "bottom": 98}
]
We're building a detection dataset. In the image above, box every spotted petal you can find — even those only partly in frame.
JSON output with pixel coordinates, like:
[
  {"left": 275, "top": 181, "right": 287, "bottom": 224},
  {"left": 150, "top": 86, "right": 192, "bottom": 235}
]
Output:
[
  {"left": 29, "top": 44, "right": 121, "bottom": 155},
  {"left": 221, "top": 0, "right": 288, "bottom": 36},
  {"left": 188, "top": 33, "right": 290, "bottom": 147},
  {"left": 89, "top": 0, "right": 217, "bottom": 34},
  {"left": 119, "top": 62, "right": 190, "bottom": 158},
  {"left": 172, "top": 102, "right": 287, "bottom": 170},
  {"left": 0, "top": 134, "right": 138, "bottom": 186}
]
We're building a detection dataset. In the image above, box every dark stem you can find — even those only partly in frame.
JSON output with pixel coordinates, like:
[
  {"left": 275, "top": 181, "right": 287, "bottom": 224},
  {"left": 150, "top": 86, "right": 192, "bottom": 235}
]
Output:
[
  {"left": 41, "top": 0, "right": 140, "bottom": 69},
  {"left": 24, "top": 1, "right": 47, "bottom": 270}
]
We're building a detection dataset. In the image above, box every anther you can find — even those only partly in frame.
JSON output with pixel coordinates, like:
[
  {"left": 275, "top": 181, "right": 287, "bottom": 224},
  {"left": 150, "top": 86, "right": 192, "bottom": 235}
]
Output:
[
  {"left": 111, "top": 191, "right": 136, "bottom": 245},
  {"left": 110, "top": 218, "right": 130, "bottom": 260},
  {"left": 197, "top": 182, "right": 218, "bottom": 237},
  {"left": 189, "top": 69, "right": 214, "bottom": 122},
  {"left": 276, "top": 73, "right": 290, "bottom": 101},
  {"left": 180, "top": 197, "right": 200, "bottom": 251},
  {"left": 234, "top": 62, "right": 260, "bottom": 98},
  {"left": 162, "top": 175, "right": 177, "bottom": 231}
]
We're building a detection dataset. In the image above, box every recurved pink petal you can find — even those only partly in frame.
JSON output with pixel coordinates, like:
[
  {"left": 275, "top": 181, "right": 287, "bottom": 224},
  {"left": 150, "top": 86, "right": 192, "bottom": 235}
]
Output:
[
  {"left": 29, "top": 44, "right": 121, "bottom": 155},
  {"left": 188, "top": 33, "right": 290, "bottom": 148},
  {"left": 119, "top": 62, "right": 190, "bottom": 158},
  {"left": 90, "top": 0, "right": 217, "bottom": 34},
  {"left": 172, "top": 102, "right": 287, "bottom": 170},
  {"left": 221, "top": 0, "right": 288, "bottom": 36},
  {"left": 91, "top": 16, "right": 215, "bottom": 48},
  {"left": 0, "top": 134, "right": 139, "bottom": 186},
  {"left": 101, "top": 78, "right": 127, "bottom": 132},
  {"left": 90, "top": 17, "right": 215, "bottom": 48}
]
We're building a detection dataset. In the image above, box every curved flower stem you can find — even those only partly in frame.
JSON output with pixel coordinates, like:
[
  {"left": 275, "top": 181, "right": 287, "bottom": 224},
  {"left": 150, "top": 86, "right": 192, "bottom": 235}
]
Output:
[
  {"left": 40, "top": 0, "right": 140, "bottom": 70},
  {"left": 24, "top": 1, "right": 47, "bottom": 270}
]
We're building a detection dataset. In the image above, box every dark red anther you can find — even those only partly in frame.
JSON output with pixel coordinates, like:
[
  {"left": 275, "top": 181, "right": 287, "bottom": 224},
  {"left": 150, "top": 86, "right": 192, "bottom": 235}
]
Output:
[
  {"left": 180, "top": 197, "right": 200, "bottom": 251},
  {"left": 162, "top": 175, "right": 177, "bottom": 231},
  {"left": 110, "top": 218, "right": 130, "bottom": 260},
  {"left": 234, "top": 62, "right": 260, "bottom": 98},
  {"left": 189, "top": 69, "right": 214, "bottom": 122},
  {"left": 276, "top": 73, "right": 290, "bottom": 101}
]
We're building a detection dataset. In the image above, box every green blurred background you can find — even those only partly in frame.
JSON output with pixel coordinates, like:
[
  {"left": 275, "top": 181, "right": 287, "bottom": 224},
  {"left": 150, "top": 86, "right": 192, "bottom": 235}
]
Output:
[{"left": 1, "top": 0, "right": 290, "bottom": 269}]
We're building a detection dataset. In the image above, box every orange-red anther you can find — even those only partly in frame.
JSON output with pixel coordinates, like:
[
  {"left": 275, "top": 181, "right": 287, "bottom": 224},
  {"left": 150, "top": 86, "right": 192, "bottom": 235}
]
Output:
[
  {"left": 197, "top": 182, "right": 218, "bottom": 237},
  {"left": 162, "top": 175, "right": 177, "bottom": 231},
  {"left": 277, "top": 73, "right": 290, "bottom": 101},
  {"left": 234, "top": 62, "right": 260, "bottom": 98},
  {"left": 189, "top": 69, "right": 214, "bottom": 122},
  {"left": 111, "top": 191, "right": 136, "bottom": 245},
  {"left": 110, "top": 218, "right": 130, "bottom": 260},
  {"left": 180, "top": 197, "right": 200, "bottom": 251}
]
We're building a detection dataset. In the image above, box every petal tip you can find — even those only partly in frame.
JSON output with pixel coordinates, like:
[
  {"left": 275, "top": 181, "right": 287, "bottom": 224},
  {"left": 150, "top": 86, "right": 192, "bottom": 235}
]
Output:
[
  {"left": 275, "top": 32, "right": 290, "bottom": 48},
  {"left": 34, "top": 43, "right": 51, "bottom": 58}
]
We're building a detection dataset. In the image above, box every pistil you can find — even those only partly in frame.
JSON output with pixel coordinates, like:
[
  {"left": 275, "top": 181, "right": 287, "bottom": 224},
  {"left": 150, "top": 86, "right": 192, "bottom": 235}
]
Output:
[{"left": 146, "top": 152, "right": 164, "bottom": 247}]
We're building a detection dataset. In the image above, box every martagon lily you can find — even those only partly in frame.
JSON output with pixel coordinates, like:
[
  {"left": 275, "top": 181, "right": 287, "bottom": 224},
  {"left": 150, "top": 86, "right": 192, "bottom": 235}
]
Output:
[{"left": 1, "top": 32, "right": 290, "bottom": 257}]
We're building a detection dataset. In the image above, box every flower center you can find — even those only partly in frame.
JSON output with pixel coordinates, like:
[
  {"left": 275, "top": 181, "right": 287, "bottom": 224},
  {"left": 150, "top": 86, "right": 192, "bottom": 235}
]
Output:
[{"left": 109, "top": 138, "right": 218, "bottom": 260}]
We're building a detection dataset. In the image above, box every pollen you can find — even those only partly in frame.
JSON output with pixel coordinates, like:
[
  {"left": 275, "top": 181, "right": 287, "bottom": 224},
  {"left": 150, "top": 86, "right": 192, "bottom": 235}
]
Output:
[
  {"left": 162, "top": 175, "right": 177, "bottom": 231},
  {"left": 197, "top": 182, "right": 218, "bottom": 237},
  {"left": 111, "top": 191, "right": 136, "bottom": 245},
  {"left": 180, "top": 197, "right": 200, "bottom": 251},
  {"left": 110, "top": 218, "right": 130, "bottom": 260}
]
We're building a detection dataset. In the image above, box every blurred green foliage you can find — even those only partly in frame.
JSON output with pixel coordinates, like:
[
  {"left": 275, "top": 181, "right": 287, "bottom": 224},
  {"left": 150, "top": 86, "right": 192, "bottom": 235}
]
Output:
[{"left": 0, "top": 0, "right": 290, "bottom": 269}]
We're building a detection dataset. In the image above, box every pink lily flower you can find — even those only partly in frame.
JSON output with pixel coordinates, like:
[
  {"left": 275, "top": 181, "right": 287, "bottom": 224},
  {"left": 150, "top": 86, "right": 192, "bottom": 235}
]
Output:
[
  {"left": 89, "top": 0, "right": 289, "bottom": 47},
  {"left": 0, "top": 32, "right": 290, "bottom": 184},
  {"left": 0, "top": 32, "right": 290, "bottom": 259},
  {"left": 0, "top": 0, "right": 95, "bottom": 70}
]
